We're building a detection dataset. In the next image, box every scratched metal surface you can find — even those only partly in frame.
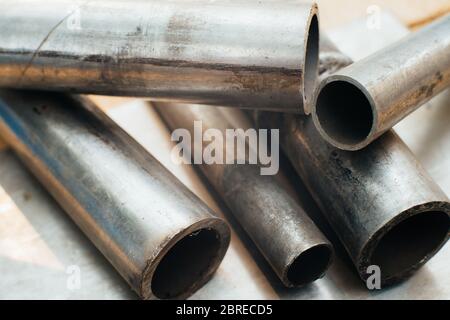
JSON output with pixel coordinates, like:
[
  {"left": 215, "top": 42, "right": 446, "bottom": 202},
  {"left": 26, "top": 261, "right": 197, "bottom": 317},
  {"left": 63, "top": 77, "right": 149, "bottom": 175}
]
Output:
[{"left": 0, "top": 13, "right": 449, "bottom": 299}]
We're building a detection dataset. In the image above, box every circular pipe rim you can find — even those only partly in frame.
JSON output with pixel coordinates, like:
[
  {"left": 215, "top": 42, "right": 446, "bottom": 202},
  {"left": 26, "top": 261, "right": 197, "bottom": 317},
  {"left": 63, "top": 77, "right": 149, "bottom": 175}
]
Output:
[
  {"left": 140, "top": 217, "right": 230, "bottom": 300},
  {"left": 358, "top": 201, "right": 450, "bottom": 286},
  {"left": 312, "top": 75, "right": 378, "bottom": 151},
  {"left": 283, "top": 242, "right": 334, "bottom": 287},
  {"left": 301, "top": 4, "right": 320, "bottom": 114}
]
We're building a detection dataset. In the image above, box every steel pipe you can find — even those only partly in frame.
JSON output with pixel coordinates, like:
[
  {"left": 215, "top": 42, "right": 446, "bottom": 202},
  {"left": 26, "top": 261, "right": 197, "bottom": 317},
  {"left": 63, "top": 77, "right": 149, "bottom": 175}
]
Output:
[
  {"left": 256, "top": 37, "right": 450, "bottom": 286},
  {"left": 0, "top": 0, "right": 319, "bottom": 114},
  {"left": 282, "top": 118, "right": 450, "bottom": 286},
  {"left": 154, "top": 102, "right": 333, "bottom": 287},
  {"left": 0, "top": 90, "right": 230, "bottom": 299},
  {"left": 312, "top": 14, "right": 450, "bottom": 150}
]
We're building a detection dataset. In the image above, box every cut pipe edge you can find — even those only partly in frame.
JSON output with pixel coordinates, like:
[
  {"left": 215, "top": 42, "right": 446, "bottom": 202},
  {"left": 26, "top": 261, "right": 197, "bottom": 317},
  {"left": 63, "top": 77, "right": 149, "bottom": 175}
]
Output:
[
  {"left": 0, "top": 0, "right": 320, "bottom": 113},
  {"left": 140, "top": 218, "right": 230, "bottom": 300},
  {"left": 278, "top": 114, "right": 450, "bottom": 288},
  {"left": 284, "top": 243, "right": 334, "bottom": 287},
  {"left": 358, "top": 202, "right": 450, "bottom": 286},
  {"left": 301, "top": 6, "right": 320, "bottom": 114},
  {"left": 312, "top": 14, "right": 450, "bottom": 150},
  {"left": 0, "top": 90, "right": 232, "bottom": 300},
  {"left": 312, "top": 76, "right": 377, "bottom": 151},
  {"left": 154, "top": 103, "right": 334, "bottom": 288}
]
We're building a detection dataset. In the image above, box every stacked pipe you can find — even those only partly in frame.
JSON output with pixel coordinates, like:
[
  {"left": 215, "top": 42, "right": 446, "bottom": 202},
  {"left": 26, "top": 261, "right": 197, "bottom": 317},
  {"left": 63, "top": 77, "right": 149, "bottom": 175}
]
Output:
[
  {"left": 312, "top": 14, "right": 450, "bottom": 150},
  {"left": 254, "top": 35, "right": 450, "bottom": 286},
  {"left": 0, "top": 90, "right": 230, "bottom": 299},
  {"left": 0, "top": 0, "right": 319, "bottom": 113},
  {"left": 154, "top": 102, "right": 333, "bottom": 287},
  {"left": 0, "top": 0, "right": 449, "bottom": 298}
]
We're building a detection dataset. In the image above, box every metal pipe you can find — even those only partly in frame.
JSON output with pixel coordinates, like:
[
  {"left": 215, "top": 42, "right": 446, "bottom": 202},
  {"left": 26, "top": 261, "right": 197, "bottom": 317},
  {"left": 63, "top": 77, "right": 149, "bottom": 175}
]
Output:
[
  {"left": 256, "top": 37, "right": 450, "bottom": 287},
  {"left": 0, "top": 0, "right": 319, "bottom": 114},
  {"left": 0, "top": 90, "right": 231, "bottom": 299},
  {"left": 312, "top": 14, "right": 450, "bottom": 150},
  {"left": 154, "top": 102, "right": 333, "bottom": 287},
  {"left": 282, "top": 118, "right": 450, "bottom": 286}
]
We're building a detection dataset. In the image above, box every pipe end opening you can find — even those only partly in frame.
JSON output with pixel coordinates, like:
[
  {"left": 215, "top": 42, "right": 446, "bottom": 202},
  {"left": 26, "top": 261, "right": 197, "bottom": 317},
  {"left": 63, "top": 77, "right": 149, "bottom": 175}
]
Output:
[
  {"left": 286, "top": 244, "right": 332, "bottom": 287},
  {"left": 151, "top": 228, "right": 223, "bottom": 299},
  {"left": 370, "top": 211, "right": 449, "bottom": 283},
  {"left": 315, "top": 80, "right": 374, "bottom": 148},
  {"left": 303, "top": 13, "right": 320, "bottom": 112}
]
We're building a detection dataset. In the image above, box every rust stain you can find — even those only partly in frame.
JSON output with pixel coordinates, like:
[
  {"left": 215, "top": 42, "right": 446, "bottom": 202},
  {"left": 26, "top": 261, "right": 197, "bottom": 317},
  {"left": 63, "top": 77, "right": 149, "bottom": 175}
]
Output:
[
  {"left": 166, "top": 14, "right": 197, "bottom": 56},
  {"left": 22, "top": 191, "right": 32, "bottom": 201},
  {"left": 0, "top": 48, "right": 300, "bottom": 76},
  {"left": 228, "top": 70, "right": 300, "bottom": 93},
  {"left": 415, "top": 71, "right": 444, "bottom": 101}
]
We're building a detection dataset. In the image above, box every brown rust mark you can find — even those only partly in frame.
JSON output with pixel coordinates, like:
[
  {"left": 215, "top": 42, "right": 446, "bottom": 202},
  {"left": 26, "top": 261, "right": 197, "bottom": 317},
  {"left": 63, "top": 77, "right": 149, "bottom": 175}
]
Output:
[
  {"left": 23, "top": 191, "right": 32, "bottom": 201},
  {"left": 0, "top": 48, "right": 300, "bottom": 76},
  {"left": 416, "top": 71, "right": 444, "bottom": 100},
  {"left": 228, "top": 70, "right": 301, "bottom": 93},
  {"left": 166, "top": 14, "right": 202, "bottom": 56}
]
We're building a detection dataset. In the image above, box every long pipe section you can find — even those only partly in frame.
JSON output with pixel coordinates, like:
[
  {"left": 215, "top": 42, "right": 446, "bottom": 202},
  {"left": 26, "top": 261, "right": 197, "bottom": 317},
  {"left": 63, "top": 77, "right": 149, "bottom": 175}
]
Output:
[
  {"left": 154, "top": 102, "right": 333, "bottom": 287},
  {"left": 0, "top": 90, "right": 230, "bottom": 299},
  {"left": 0, "top": 0, "right": 319, "bottom": 114},
  {"left": 312, "top": 14, "right": 450, "bottom": 150},
  {"left": 256, "top": 37, "right": 450, "bottom": 286}
]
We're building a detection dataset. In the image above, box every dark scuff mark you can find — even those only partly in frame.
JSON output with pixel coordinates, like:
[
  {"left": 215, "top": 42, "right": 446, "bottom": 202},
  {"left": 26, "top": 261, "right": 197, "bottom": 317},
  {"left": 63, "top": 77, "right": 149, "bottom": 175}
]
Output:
[
  {"left": 416, "top": 71, "right": 444, "bottom": 100},
  {"left": 0, "top": 48, "right": 300, "bottom": 76},
  {"left": 18, "top": 1, "right": 93, "bottom": 84}
]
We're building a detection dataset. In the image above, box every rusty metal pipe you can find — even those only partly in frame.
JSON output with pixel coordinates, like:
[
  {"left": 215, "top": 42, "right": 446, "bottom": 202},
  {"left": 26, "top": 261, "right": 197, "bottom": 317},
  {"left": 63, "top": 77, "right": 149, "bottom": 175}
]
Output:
[
  {"left": 154, "top": 102, "right": 333, "bottom": 287},
  {"left": 0, "top": 0, "right": 319, "bottom": 114},
  {"left": 256, "top": 37, "right": 450, "bottom": 286},
  {"left": 312, "top": 14, "right": 450, "bottom": 150},
  {"left": 281, "top": 118, "right": 450, "bottom": 286},
  {"left": 0, "top": 90, "right": 230, "bottom": 299}
]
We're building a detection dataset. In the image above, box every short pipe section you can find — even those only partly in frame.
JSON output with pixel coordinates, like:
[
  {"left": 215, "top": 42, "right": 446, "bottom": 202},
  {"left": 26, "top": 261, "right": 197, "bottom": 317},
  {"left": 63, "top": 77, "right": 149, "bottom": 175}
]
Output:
[
  {"left": 0, "top": 0, "right": 320, "bottom": 113},
  {"left": 154, "top": 102, "right": 333, "bottom": 288},
  {"left": 278, "top": 116, "right": 450, "bottom": 288},
  {"left": 0, "top": 90, "right": 231, "bottom": 299},
  {"left": 312, "top": 14, "right": 450, "bottom": 150}
]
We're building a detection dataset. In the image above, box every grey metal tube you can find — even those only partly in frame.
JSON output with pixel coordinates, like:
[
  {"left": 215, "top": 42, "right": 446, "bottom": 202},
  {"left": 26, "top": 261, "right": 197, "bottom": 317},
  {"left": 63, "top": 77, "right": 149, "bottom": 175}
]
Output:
[
  {"left": 154, "top": 102, "right": 333, "bottom": 287},
  {"left": 0, "top": 0, "right": 319, "bottom": 114},
  {"left": 281, "top": 118, "right": 450, "bottom": 286},
  {"left": 0, "top": 90, "right": 230, "bottom": 299},
  {"left": 312, "top": 14, "right": 450, "bottom": 150},
  {"left": 256, "top": 37, "right": 450, "bottom": 286}
]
